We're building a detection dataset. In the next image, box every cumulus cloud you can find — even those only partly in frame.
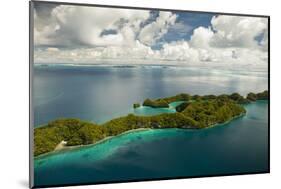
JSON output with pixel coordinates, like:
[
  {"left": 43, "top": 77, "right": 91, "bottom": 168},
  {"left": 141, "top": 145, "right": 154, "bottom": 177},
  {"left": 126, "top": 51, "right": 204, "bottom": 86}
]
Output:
[
  {"left": 35, "top": 5, "right": 151, "bottom": 47},
  {"left": 190, "top": 26, "right": 214, "bottom": 48},
  {"left": 210, "top": 15, "right": 267, "bottom": 48},
  {"left": 34, "top": 40, "right": 156, "bottom": 63},
  {"left": 159, "top": 41, "right": 198, "bottom": 62},
  {"left": 138, "top": 12, "right": 177, "bottom": 46},
  {"left": 34, "top": 4, "right": 268, "bottom": 68}
]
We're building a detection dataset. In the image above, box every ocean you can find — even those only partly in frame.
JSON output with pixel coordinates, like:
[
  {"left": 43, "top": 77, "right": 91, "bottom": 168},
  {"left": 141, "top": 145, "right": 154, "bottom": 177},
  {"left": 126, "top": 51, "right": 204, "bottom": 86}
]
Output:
[
  {"left": 33, "top": 64, "right": 268, "bottom": 187},
  {"left": 33, "top": 64, "right": 268, "bottom": 126}
]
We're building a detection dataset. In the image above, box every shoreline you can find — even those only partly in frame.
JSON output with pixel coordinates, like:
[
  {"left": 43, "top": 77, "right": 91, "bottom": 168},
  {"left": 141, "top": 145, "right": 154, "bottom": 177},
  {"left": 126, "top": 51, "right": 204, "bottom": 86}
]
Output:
[
  {"left": 34, "top": 100, "right": 267, "bottom": 129},
  {"left": 34, "top": 97, "right": 267, "bottom": 159},
  {"left": 35, "top": 128, "right": 151, "bottom": 160},
  {"left": 203, "top": 112, "right": 246, "bottom": 130},
  {"left": 34, "top": 114, "right": 246, "bottom": 160}
]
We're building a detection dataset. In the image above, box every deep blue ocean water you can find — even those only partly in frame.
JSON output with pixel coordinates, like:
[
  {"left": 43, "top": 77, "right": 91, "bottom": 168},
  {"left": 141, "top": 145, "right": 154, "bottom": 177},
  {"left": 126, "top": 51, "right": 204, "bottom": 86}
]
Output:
[
  {"left": 33, "top": 64, "right": 268, "bottom": 126},
  {"left": 33, "top": 64, "right": 268, "bottom": 187}
]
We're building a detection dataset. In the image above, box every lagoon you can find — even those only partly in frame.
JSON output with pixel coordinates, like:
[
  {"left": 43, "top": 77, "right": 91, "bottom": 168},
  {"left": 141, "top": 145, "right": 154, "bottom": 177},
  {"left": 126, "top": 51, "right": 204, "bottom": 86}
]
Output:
[
  {"left": 34, "top": 101, "right": 268, "bottom": 187},
  {"left": 133, "top": 101, "right": 186, "bottom": 116}
]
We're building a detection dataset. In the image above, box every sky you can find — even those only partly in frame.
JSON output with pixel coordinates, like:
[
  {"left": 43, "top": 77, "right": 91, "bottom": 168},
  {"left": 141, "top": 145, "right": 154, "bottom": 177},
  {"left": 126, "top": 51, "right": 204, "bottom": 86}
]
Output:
[{"left": 33, "top": 2, "right": 268, "bottom": 67}]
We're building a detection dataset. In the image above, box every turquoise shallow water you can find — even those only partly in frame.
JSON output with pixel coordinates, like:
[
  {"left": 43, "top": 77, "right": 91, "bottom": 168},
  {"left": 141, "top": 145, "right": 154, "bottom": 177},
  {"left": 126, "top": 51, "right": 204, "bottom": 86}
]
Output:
[
  {"left": 169, "top": 101, "right": 186, "bottom": 108},
  {"left": 133, "top": 101, "right": 185, "bottom": 116},
  {"left": 134, "top": 106, "right": 176, "bottom": 116},
  {"left": 34, "top": 101, "right": 268, "bottom": 187}
]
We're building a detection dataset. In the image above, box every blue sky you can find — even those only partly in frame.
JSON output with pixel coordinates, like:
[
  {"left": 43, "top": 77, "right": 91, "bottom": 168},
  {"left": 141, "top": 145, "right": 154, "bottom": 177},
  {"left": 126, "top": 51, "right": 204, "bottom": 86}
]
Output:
[
  {"left": 153, "top": 12, "right": 215, "bottom": 49},
  {"left": 167, "top": 11, "right": 215, "bottom": 40}
]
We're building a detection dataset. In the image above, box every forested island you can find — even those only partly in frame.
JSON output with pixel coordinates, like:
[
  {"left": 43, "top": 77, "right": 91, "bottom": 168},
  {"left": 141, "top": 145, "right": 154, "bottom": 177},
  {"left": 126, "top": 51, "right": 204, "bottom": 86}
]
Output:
[{"left": 34, "top": 90, "right": 268, "bottom": 157}]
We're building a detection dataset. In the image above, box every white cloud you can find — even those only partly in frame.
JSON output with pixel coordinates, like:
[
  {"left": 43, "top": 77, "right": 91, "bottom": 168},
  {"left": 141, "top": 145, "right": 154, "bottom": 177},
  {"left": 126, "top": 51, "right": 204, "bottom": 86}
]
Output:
[
  {"left": 210, "top": 15, "right": 267, "bottom": 48},
  {"left": 35, "top": 5, "right": 150, "bottom": 47},
  {"left": 190, "top": 26, "right": 214, "bottom": 48},
  {"left": 260, "top": 29, "right": 268, "bottom": 51},
  {"left": 160, "top": 41, "right": 198, "bottom": 62},
  {"left": 35, "top": 43, "right": 267, "bottom": 68},
  {"left": 189, "top": 15, "right": 268, "bottom": 50},
  {"left": 138, "top": 12, "right": 177, "bottom": 46},
  {"left": 34, "top": 6, "right": 268, "bottom": 68},
  {"left": 34, "top": 40, "right": 157, "bottom": 63}
]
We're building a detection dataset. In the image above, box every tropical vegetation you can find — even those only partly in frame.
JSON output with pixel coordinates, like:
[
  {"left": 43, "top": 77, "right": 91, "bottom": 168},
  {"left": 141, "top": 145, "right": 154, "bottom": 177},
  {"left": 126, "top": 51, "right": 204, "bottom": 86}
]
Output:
[{"left": 34, "top": 90, "right": 268, "bottom": 157}]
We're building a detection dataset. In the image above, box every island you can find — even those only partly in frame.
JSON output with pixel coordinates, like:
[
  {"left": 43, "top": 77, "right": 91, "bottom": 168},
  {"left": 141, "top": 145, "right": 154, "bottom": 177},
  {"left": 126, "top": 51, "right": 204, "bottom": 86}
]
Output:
[
  {"left": 34, "top": 90, "right": 268, "bottom": 157},
  {"left": 142, "top": 98, "right": 169, "bottom": 108},
  {"left": 133, "top": 103, "right": 140, "bottom": 108}
]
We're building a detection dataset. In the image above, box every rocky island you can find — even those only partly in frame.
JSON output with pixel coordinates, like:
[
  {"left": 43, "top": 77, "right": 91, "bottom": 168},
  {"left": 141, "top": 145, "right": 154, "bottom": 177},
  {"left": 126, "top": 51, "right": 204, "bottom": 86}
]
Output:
[{"left": 34, "top": 90, "right": 268, "bottom": 157}]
